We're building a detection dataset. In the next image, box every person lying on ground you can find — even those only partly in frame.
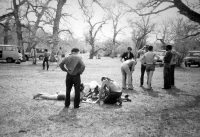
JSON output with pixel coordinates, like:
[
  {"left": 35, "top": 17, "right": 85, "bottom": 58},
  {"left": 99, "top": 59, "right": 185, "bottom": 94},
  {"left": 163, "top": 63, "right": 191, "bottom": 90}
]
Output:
[
  {"left": 33, "top": 81, "right": 100, "bottom": 101},
  {"left": 33, "top": 83, "right": 85, "bottom": 101},
  {"left": 98, "top": 76, "right": 123, "bottom": 105}
]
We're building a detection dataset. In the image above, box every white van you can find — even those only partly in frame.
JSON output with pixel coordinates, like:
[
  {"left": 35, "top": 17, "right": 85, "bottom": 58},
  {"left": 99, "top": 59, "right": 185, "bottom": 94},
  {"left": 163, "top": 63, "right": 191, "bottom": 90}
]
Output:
[{"left": 0, "top": 45, "right": 20, "bottom": 63}]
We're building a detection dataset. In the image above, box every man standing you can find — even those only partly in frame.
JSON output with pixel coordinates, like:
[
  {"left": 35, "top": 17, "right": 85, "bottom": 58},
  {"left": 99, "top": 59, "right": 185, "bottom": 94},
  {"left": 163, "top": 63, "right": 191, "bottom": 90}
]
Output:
[
  {"left": 163, "top": 45, "right": 173, "bottom": 89},
  {"left": 120, "top": 47, "right": 134, "bottom": 62},
  {"left": 30, "top": 47, "right": 37, "bottom": 64},
  {"left": 57, "top": 47, "right": 62, "bottom": 67},
  {"left": 138, "top": 45, "right": 149, "bottom": 87},
  {"left": 59, "top": 48, "right": 85, "bottom": 109},
  {"left": 140, "top": 46, "right": 160, "bottom": 89},
  {"left": 170, "top": 49, "right": 180, "bottom": 87}
]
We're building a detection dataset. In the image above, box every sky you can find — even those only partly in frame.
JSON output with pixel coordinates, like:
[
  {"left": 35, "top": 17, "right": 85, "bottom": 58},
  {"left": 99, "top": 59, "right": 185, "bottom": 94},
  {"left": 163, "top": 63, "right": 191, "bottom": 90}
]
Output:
[{"left": 0, "top": 0, "right": 191, "bottom": 44}]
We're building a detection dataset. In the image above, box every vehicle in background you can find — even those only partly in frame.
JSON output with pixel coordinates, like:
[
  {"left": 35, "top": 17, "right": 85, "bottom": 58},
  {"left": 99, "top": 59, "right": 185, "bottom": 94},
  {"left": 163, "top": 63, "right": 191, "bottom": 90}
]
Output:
[
  {"left": 154, "top": 50, "right": 166, "bottom": 67},
  {"left": 184, "top": 51, "right": 200, "bottom": 67},
  {"left": 25, "top": 48, "right": 45, "bottom": 61},
  {"left": 0, "top": 45, "right": 20, "bottom": 63}
]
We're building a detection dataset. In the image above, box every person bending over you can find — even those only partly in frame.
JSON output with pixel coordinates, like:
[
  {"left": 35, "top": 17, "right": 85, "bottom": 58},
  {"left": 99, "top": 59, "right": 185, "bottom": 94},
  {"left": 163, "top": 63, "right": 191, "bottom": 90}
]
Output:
[{"left": 98, "top": 77, "right": 122, "bottom": 105}]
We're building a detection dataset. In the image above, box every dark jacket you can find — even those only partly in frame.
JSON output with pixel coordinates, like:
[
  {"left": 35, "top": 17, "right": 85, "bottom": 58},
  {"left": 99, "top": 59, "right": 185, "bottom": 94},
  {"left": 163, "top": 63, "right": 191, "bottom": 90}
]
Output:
[
  {"left": 121, "top": 52, "right": 134, "bottom": 61},
  {"left": 164, "top": 51, "right": 173, "bottom": 64},
  {"left": 59, "top": 54, "right": 85, "bottom": 75}
]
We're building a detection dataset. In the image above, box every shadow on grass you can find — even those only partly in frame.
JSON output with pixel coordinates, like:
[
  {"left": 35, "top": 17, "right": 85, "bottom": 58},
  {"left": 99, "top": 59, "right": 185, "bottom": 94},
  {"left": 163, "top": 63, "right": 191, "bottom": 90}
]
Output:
[
  {"left": 48, "top": 108, "right": 78, "bottom": 123},
  {"left": 99, "top": 103, "right": 122, "bottom": 110}
]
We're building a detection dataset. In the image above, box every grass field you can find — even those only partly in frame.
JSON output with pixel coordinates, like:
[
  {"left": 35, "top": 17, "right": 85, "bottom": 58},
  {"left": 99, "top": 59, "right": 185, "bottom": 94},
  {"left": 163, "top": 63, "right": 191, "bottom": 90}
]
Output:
[{"left": 0, "top": 53, "right": 200, "bottom": 137}]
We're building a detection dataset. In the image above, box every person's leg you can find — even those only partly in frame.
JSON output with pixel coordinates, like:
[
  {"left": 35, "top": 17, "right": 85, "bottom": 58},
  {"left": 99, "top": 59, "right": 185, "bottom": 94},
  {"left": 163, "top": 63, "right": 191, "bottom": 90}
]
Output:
[
  {"left": 46, "top": 59, "right": 49, "bottom": 70},
  {"left": 39, "top": 94, "right": 58, "bottom": 100},
  {"left": 140, "top": 64, "right": 146, "bottom": 86},
  {"left": 163, "top": 64, "right": 171, "bottom": 89},
  {"left": 170, "top": 65, "right": 175, "bottom": 86},
  {"left": 123, "top": 65, "right": 132, "bottom": 89},
  {"left": 73, "top": 74, "right": 81, "bottom": 108},
  {"left": 43, "top": 59, "right": 45, "bottom": 70},
  {"left": 65, "top": 74, "right": 73, "bottom": 108},
  {"left": 146, "top": 71, "right": 150, "bottom": 86},
  {"left": 121, "top": 65, "right": 127, "bottom": 89},
  {"left": 147, "top": 71, "right": 154, "bottom": 89}
]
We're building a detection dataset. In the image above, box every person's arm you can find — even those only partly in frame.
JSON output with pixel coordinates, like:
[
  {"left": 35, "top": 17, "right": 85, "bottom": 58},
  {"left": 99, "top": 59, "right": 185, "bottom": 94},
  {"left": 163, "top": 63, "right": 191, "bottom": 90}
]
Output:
[
  {"left": 120, "top": 53, "right": 125, "bottom": 62},
  {"left": 130, "top": 61, "right": 136, "bottom": 73},
  {"left": 79, "top": 59, "right": 85, "bottom": 74},
  {"left": 155, "top": 54, "right": 160, "bottom": 61},
  {"left": 59, "top": 58, "right": 68, "bottom": 72},
  {"left": 98, "top": 82, "right": 106, "bottom": 100}
]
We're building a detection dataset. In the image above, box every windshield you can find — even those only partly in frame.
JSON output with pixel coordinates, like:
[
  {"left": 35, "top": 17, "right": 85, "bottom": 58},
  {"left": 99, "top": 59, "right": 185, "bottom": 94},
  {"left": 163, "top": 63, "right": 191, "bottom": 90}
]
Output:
[
  {"left": 188, "top": 52, "right": 200, "bottom": 57},
  {"left": 156, "top": 51, "right": 165, "bottom": 56}
]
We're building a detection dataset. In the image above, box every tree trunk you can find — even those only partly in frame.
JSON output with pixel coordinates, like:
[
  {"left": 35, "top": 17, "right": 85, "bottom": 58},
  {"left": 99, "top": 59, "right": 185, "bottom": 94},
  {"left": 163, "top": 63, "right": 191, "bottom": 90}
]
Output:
[
  {"left": 4, "top": 18, "right": 10, "bottom": 44},
  {"left": 50, "top": 0, "right": 67, "bottom": 62},
  {"left": 13, "top": 0, "right": 25, "bottom": 61},
  {"left": 89, "top": 46, "right": 94, "bottom": 59}
]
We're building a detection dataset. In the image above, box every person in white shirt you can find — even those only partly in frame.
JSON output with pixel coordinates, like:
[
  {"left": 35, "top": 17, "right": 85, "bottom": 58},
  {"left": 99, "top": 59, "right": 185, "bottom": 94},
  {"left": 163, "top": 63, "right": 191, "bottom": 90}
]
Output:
[
  {"left": 121, "top": 60, "right": 137, "bottom": 90},
  {"left": 140, "top": 46, "right": 160, "bottom": 89},
  {"left": 56, "top": 47, "right": 62, "bottom": 67},
  {"left": 30, "top": 47, "right": 37, "bottom": 64}
]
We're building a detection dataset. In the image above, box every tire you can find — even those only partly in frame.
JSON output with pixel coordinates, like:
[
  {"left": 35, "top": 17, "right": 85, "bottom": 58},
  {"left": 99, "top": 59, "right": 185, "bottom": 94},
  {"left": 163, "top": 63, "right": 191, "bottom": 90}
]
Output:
[
  {"left": 39, "top": 55, "right": 43, "bottom": 60},
  {"left": 188, "top": 64, "right": 191, "bottom": 67},
  {"left": 6, "top": 57, "right": 13, "bottom": 63},
  {"left": 25, "top": 55, "right": 29, "bottom": 61},
  {"left": 198, "top": 63, "right": 200, "bottom": 67}
]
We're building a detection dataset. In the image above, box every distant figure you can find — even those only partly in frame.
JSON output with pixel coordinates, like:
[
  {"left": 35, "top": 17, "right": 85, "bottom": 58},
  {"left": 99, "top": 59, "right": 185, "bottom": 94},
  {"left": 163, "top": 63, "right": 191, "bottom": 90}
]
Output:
[
  {"left": 163, "top": 45, "right": 173, "bottom": 89},
  {"left": 98, "top": 77, "right": 122, "bottom": 105},
  {"left": 120, "top": 47, "right": 135, "bottom": 62},
  {"left": 121, "top": 60, "right": 137, "bottom": 90},
  {"left": 137, "top": 45, "right": 149, "bottom": 87},
  {"left": 30, "top": 47, "right": 37, "bottom": 64},
  {"left": 43, "top": 49, "right": 50, "bottom": 70},
  {"left": 140, "top": 46, "right": 160, "bottom": 89},
  {"left": 59, "top": 48, "right": 85, "bottom": 109},
  {"left": 170, "top": 48, "right": 180, "bottom": 87},
  {"left": 56, "top": 47, "right": 62, "bottom": 67}
]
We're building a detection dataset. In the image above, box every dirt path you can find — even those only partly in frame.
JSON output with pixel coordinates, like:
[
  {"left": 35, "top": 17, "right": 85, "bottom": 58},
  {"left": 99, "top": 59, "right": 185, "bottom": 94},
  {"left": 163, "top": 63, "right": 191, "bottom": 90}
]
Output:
[{"left": 0, "top": 54, "right": 200, "bottom": 137}]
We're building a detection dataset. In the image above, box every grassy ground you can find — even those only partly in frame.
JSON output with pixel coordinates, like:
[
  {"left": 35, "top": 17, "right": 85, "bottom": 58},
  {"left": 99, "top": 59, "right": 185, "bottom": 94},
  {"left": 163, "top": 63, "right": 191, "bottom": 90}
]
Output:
[{"left": 0, "top": 53, "right": 200, "bottom": 137}]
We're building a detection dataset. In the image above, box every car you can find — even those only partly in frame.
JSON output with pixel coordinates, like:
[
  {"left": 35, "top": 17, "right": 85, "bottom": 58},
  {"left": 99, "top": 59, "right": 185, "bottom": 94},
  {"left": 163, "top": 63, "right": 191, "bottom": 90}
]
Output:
[
  {"left": 184, "top": 51, "right": 200, "bottom": 67},
  {"left": 155, "top": 50, "right": 166, "bottom": 67},
  {"left": 25, "top": 48, "right": 45, "bottom": 61},
  {"left": 0, "top": 45, "right": 21, "bottom": 63}
]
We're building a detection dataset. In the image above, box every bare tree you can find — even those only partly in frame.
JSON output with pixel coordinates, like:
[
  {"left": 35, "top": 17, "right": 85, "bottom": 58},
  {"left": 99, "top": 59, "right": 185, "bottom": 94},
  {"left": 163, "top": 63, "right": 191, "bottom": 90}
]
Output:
[
  {"left": 102, "top": 1, "right": 128, "bottom": 58},
  {"left": 155, "top": 19, "right": 175, "bottom": 49},
  {"left": 128, "top": 15, "right": 155, "bottom": 50},
  {"left": 122, "top": 0, "right": 200, "bottom": 38},
  {"left": 13, "top": 0, "right": 27, "bottom": 61},
  {"left": 78, "top": 0, "right": 108, "bottom": 59}
]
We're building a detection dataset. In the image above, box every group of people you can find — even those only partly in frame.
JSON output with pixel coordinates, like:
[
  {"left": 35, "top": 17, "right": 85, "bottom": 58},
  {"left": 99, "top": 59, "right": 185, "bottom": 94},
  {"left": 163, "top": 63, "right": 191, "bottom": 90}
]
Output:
[
  {"left": 33, "top": 44, "right": 180, "bottom": 109},
  {"left": 120, "top": 45, "right": 180, "bottom": 90},
  {"left": 30, "top": 46, "right": 64, "bottom": 71}
]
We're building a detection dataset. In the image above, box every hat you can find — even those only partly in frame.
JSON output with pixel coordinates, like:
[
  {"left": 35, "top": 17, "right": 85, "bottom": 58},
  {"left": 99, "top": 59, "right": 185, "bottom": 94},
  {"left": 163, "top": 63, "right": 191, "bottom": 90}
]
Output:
[{"left": 89, "top": 81, "right": 99, "bottom": 91}]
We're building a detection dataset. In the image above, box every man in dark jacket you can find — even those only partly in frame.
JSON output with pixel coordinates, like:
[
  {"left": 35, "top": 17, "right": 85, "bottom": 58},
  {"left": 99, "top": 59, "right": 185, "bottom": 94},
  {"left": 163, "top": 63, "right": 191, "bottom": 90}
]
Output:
[
  {"left": 163, "top": 45, "right": 173, "bottom": 89},
  {"left": 59, "top": 48, "right": 85, "bottom": 109}
]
